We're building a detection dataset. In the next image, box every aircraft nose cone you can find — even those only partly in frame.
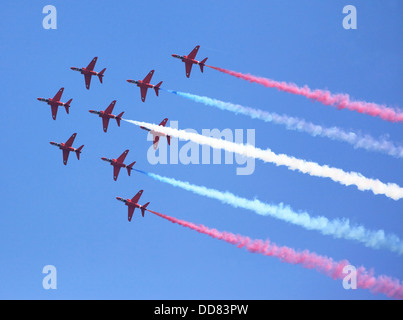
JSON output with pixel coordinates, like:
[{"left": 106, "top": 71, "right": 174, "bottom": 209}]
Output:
[{"left": 126, "top": 79, "right": 132, "bottom": 83}]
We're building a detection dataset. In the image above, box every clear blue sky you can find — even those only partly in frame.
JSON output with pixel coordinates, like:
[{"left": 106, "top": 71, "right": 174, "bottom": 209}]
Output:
[{"left": 0, "top": 0, "right": 402, "bottom": 299}]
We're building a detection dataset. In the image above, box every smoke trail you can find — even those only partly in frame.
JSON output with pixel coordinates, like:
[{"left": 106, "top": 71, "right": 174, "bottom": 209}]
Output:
[
  {"left": 134, "top": 169, "right": 403, "bottom": 255},
  {"left": 147, "top": 209, "right": 403, "bottom": 299},
  {"left": 207, "top": 66, "right": 403, "bottom": 123},
  {"left": 123, "top": 119, "right": 403, "bottom": 200},
  {"left": 167, "top": 90, "right": 403, "bottom": 158}
]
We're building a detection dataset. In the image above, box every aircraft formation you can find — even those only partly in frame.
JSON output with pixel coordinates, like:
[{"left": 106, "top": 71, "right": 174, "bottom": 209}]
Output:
[
  {"left": 38, "top": 46, "right": 206, "bottom": 221},
  {"left": 36, "top": 46, "right": 403, "bottom": 300}
]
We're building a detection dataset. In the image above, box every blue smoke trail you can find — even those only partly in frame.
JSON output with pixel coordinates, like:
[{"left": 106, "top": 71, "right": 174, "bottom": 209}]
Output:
[
  {"left": 133, "top": 169, "right": 403, "bottom": 255},
  {"left": 166, "top": 90, "right": 403, "bottom": 158}
]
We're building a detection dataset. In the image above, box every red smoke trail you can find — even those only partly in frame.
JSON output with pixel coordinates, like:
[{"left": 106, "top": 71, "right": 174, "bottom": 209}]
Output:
[
  {"left": 148, "top": 209, "right": 403, "bottom": 299},
  {"left": 208, "top": 66, "right": 403, "bottom": 123}
]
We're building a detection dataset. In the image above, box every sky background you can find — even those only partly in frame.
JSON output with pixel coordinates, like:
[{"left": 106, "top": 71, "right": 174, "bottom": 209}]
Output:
[{"left": 0, "top": 0, "right": 402, "bottom": 299}]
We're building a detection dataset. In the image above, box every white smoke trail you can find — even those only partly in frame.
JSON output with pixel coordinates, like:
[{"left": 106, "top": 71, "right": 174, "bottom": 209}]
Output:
[
  {"left": 135, "top": 169, "right": 403, "bottom": 255},
  {"left": 124, "top": 119, "right": 403, "bottom": 200},
  {"left": 169, "top": 91, "right": 403, "bottom": 158}
]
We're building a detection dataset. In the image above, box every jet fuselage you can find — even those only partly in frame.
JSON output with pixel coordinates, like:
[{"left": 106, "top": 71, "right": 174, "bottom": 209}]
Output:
[
  {"left": 89, "top": 110, "right": 118, "bottom": 119},
  {"left": 37, "top": 97, "right": 65, "bottom": 106},
  {"left": 127, "top": 79, "right": 155, "bottom": 89},
  {"left": 116, "top": 197, "right": 141, "bottom": 209},
  {"left": 172, "top": 54, "right": 200, "bottom": 65},
  {"left": 50, "top": 141, "right": 76, "bottom": 152},
  {"left": 70, "top": 67, "right": 99, "bottom": 76},
  {"left": 101, "top": 157, "right": 126, "bottom": 168}
]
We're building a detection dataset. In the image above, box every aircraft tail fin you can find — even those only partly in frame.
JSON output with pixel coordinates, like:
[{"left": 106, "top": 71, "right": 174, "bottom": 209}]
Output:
[
  {"left": 154, "top": 81, "right": 163, "bottom": 96},
  {"left": 98, "top": 68, "right": 106, "bottom": 83},
  {"left": 65, "top": 99, "right": 73, "bottom": 114},
  {"left": 127, "top": 161, "right": 136, "bottom": 176},
  {"left": 116, "top": 112, "right": 124, "bottom": 127},
  {"left": 199, "top": 58, "right": 208, "bottom": 72},
  {"left": 141, "top": 202, "right": 150, "bottom": 217},
  {"left": 76, "top": 145, "right": 84, "bottom": 160}
]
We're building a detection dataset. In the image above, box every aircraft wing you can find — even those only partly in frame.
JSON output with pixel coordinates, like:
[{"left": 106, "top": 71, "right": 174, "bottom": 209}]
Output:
[
  {"left": 113, "top": 166, "right": 122, "bottom": 181},
  {"left": 86, "top": 57, "right": 98, "bottom": 71},
  {"left": 51, "top": 105, "right": 58, "bottom": 120},
  {"left": 104, "top": 100, "right": 116, "bottom": 114},
  {"left": 153, "top": 135, "right": 160, "bottom": 150},
  {"left": 187, "top": 46, "right": 200, "bottom": 60},
  {"left": 159, "top": 118, "right": 168, "bottom": 127},
  {"left": 84, "top": 74, "right": 92, "bottom": 90},
  {"left": 116, "top": 150, "right": 129, "bottom": 164},
  {"left": 65, "top": 133, "right": 77, "bottom": 147},
  {"left": 53, "top": 88, "right": 64, "bottom": 101},
  {"left": 185, "top": 62, "right": 193, "bottom": 78},
  {"left": 131, "top": 190, "right": 143, "bottom": 204},
  {"left": 128, "top": 206, "right": 135, "bottom": 222},
  {"left": 140, "top": 87, "right": 148, "bottom": 102},
  {"left": 102, "top": 117, "right": 110, "bottom": 133},
  {"left": 143, "top": 70, "right": 154, "bottom": 84},
  {"left": 63, "top": 149, "right": 70, "bottom": 165}
]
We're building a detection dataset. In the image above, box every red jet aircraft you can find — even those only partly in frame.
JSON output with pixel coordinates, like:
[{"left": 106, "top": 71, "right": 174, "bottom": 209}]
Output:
[
  {"left": 37, "top": 87, "right": 72, "bottom": 120},
  {"left": 140, "top": 118, "right": 171, "bottom": 150},
  {"left": 172, "top": 45, "right": 208, "bottom": 78},
  {"left": 50, "top": 133, "right": 84, "bottom": 165},
  {"left": 89, "top": 100, "right": 124, "bottom": 133},
  {"left": 71, "top": 57, "right": 106, "bottom": 90},
  {"left": 116, "top": 190, "right": 150, "bottom": 222},
  {"left": 127, "top": 70, "right": 163, "bottom": 102},
  {"left": 101, "top": 149, "right": 136, "bottom": 181}
]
